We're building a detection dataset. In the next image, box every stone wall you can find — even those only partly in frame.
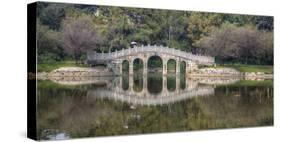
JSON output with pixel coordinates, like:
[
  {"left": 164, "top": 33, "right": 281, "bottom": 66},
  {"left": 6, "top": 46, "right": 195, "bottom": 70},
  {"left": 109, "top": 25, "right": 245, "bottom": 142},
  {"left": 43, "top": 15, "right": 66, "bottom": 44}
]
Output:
[
  {"left": 188, "top": 67, "right": 273, "bottom": 79},
  {"left": 244, "top": 72, "right": 273, "bottom": 80},
  {"left": 37, "top": 67, "right": 114, "bottom": 79},
  {"left": 189, "top": 68, "right": 242, "bottom": 77},
  {"left": 36, "top": 66, "right": 273, "bottom": 80}
]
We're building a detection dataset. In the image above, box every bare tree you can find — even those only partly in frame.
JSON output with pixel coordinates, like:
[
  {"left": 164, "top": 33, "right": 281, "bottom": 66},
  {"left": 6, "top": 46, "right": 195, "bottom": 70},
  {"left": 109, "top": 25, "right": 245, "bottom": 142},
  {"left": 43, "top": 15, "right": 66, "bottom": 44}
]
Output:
[
  {"left": 62, "top": 16, "right": 102, "bottom": 63},
  {"left": 197, "top": 23, "right": 273, "bottom": 64},
  {"left": 197, "top": 23, "right": 239, "bottom": 63}
]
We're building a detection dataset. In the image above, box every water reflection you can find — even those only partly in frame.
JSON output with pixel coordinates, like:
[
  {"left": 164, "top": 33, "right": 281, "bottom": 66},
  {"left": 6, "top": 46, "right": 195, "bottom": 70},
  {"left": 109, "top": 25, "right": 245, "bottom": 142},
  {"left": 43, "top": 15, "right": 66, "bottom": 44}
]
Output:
[
  {"left": 37, "top": 75, "right": 273, "bottom": 140},
  {"left": 122, "top": 75, "right": 129, "bottom": 90},
  {"left": 133, "top": 74, "right": 143, "bottom": 92},
  {"left": 121, "top": 73, "right": 198, "bottom": 95},
  {"left": 180, "top": 74, "right": 186, "bottom": 90},
  {"left": 41, "top": 129, "right": 69, "bottom": 140},
  {"left": 167, "top": 74, "right": 176, "bottom": 92},
  {"left": 147, "top": 73, "right": 163, "bottom": 95}
]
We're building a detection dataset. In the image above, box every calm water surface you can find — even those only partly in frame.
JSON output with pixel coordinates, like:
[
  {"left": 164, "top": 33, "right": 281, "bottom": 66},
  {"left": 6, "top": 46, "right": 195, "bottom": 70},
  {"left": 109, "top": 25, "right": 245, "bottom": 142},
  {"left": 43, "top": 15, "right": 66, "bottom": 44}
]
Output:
[{"left": 37, "top": 73, "right": 273, "bottom": 140}]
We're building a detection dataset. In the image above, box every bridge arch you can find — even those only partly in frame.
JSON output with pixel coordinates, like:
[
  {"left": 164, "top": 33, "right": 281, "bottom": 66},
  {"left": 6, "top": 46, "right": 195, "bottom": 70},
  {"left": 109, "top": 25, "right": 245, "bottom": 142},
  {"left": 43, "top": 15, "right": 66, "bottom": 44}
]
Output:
[
  {"left": 167, "top": 59, "right": 176, "bottom": 73},
  {"left": 147, "top": 55, "right": 163, "bottom": 95},
  {"left": 180, "top": 63, "right": 186, "bottom": 90},
  {"left": 133, "top": 58, "right": 144, "bottom": 92},
  {"left": 133, "top": 58, "right": 143, "bottom": 73},
  {"left": 122, "top": 60, "right": 129, "bottom": 73},
  {"left": 147, "top": 55, "right": 163, "bottom": 73},
  {"left": 180, "top": 61, "right": 186, "bottom": 75}
]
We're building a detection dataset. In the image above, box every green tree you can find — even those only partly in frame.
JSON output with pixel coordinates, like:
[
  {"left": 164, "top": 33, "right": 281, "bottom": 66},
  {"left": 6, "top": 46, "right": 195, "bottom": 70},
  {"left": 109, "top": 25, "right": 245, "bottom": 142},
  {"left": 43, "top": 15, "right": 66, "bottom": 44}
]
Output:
[
  {"left": 36, "top": 2, "right": 273, "bottom": 65},
  {"left": 37, "top": 20, "right": 64, "bottom": 63},
  {"left": 187, "top": 12, "right": 223, "bottom": 48},
  {"left": 253, "top": 16, "right": 274, "bottom": 31},
  {"left": 222, "top": 14, "right": 255, "bottom": 26},
  {"left": 39, "top": 4, "right": 66, "bottom": 30}
]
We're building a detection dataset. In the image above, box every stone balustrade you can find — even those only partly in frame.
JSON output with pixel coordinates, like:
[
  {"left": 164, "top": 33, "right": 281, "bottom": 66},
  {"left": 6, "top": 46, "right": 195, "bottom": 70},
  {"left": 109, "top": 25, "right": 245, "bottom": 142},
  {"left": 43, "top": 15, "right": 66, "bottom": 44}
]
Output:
[{"left": 87, "top": 45, "right": 215, "bottom": 65}]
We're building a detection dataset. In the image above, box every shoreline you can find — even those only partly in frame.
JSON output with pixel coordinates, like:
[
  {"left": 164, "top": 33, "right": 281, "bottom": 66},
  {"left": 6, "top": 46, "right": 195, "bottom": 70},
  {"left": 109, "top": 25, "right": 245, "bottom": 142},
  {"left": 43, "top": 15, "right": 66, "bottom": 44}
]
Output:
[{"left": 36, "top": 66, "right": 273, "bottom": 80}]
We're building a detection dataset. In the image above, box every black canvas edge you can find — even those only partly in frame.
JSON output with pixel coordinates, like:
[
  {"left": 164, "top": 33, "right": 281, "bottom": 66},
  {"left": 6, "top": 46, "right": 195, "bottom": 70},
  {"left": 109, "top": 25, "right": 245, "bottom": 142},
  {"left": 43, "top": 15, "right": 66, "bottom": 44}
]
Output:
[{"left": 27, "top": 2, "right": 38, "bottom": 140}]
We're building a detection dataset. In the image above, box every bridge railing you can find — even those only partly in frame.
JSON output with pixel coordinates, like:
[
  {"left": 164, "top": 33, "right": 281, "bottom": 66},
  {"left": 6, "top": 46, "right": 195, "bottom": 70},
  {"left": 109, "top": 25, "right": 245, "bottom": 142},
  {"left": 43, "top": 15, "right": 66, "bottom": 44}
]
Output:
[{"left": 87, "top": 45, "right": 215, "bottom": 64}]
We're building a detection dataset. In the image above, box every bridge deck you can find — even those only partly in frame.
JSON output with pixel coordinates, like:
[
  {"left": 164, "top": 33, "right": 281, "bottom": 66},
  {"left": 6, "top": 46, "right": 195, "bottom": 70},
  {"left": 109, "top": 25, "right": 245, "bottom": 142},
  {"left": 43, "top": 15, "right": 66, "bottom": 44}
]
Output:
[{"left": 87, "top": 45, "right": 214, "bottom": 65}]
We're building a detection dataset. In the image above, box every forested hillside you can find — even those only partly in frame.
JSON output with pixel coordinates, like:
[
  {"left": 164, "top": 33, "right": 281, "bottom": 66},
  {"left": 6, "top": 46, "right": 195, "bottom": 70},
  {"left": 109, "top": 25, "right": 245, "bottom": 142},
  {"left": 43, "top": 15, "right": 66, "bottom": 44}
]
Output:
[{"left": 36, "top": 2, "right": 273, "bottom": 65}]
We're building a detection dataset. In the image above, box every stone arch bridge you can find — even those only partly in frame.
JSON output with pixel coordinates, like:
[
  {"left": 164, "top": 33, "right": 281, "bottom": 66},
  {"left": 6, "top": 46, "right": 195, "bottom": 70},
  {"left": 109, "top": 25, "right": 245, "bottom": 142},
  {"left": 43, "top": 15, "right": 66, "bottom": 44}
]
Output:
[{"left": 87, "top": 45, "right": 215, "bottom": 75}]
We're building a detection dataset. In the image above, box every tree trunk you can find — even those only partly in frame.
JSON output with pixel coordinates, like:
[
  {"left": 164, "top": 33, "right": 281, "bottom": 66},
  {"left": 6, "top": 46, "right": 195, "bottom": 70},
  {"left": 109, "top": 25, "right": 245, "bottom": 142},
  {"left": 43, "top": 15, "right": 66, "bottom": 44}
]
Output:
[{"left": 74, "top": 51, "right": 80, "bottom": 65}]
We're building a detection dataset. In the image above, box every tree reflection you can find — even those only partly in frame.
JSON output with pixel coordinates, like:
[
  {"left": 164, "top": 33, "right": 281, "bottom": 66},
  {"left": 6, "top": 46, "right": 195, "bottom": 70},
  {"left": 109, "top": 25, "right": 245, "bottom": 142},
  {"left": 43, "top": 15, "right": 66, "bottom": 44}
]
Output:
[{"left": 37, "top": 79, "right": 273, "bottom": 140}]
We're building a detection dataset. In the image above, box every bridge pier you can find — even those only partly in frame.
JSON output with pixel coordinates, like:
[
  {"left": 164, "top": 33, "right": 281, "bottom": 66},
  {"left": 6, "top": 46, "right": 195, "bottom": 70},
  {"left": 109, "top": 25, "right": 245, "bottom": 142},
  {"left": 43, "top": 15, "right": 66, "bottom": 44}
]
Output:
[
  {"left": 162, "top": 58, "right": 168, "bottom": 76},
  {"left": 185, "top": 61, "right": 189, "bottom": 75},
  {"left": 129, "top": 58, "right": 134, "bottom": 75},
  {"left": 129, "top": 73, "right": 133, "bottom": 93},
  {"left": 176, "top": 58, "right": 180, "bottom": 76},
  {"left": 176, "top": 75, "right": 180, "bottom": 94},
  {"left": 162, "top": 75, "right": 168, "bottom": 95},
  {"left": 143, "top": 57, "right": 148, "bottom": 75},
  {"left": 119, "top": 61, "right": 122, "bottom": 75},
  {"left": 143, "top": 73, "right": 148, "bottom": 95},
  {"left": 118, "top": 75, "right": 122, "bottom": 92}
]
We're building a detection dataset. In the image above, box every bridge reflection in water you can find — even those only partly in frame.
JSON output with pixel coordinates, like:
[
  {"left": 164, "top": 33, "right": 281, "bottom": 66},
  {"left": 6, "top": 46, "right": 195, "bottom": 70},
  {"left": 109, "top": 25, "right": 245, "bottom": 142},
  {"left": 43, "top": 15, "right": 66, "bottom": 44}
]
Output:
[
  {"left": 38, "top": 74, "right": 273, "bottom": 140},
  {"left": 86, "top": 73, "right": 216, "bottom": 106},
  {"left": 47, "top": 73, "right": 242, "bottom": 106}
]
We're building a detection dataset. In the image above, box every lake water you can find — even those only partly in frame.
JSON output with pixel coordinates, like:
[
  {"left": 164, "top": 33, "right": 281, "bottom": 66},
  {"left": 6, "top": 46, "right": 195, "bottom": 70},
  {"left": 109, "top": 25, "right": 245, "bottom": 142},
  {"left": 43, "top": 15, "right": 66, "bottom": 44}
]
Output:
[{"left": 37, "top": 73, "right": 273, "bottom": 140}]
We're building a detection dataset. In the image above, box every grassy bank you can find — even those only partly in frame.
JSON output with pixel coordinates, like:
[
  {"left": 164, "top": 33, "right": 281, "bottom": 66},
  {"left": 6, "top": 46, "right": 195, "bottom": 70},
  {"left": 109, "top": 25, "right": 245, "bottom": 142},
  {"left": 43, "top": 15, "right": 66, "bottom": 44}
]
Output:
[
  {"left": 37, "top": 61, "right": 88, "bottom": 72},
  {"left": 202, "top": 64, "right": 273, "bottom": 74}
]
